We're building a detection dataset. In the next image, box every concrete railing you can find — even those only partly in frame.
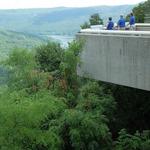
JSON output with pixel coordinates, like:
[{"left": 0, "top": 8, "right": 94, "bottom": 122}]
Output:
[
  {"left": 77, "top": 29, "right": 150, "bottom": 91},
  {"left": 135, "top": 23, "right": 150, "bottom": 31},
  {"left": 80, "top": 29, "right": 150, "bottom": 36},
  {"left": 83, "top": 23, "right": 150, "bottom": 32}
]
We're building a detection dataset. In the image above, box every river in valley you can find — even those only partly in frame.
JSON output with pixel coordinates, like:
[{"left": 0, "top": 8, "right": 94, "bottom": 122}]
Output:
[{"left": 47, "top": 35, "right": 75, "bottom": 47}]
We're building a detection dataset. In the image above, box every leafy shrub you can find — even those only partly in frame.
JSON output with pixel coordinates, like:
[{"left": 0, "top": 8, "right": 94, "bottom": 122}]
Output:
[
  {"left": 114, "top": 129, "right": 150, "bottom": 150},
  {"left": 56, "top": 40, "right": 83, "bottom": 105},
  {"left": 78, "top": 81, "right": 116, "bottom": 120},
  {"left": 80, "top": 22, "right": 90, "bottom": 29},
  {"left": 0, "top": 90, "right": 67, "bottom": 150},
  {"left": 60, "top": 109, "right": 112, "bottom": 150},
  {"left": 3, "top": 48, "right": 37, "bottom": 90},
  {"left": 35, "top": 42, "right": 64, "bottom": 72}
]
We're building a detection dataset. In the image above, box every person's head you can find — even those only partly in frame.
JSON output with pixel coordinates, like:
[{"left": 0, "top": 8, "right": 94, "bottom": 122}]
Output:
[
  {"left": 120, "top": 15, "right": 123, "bottom": 18},
  {"left": 109, "top": 17, "right": 112, "bottom": 21},
  {"left": 130, "top": 13, "right": 133, "bottom": 16}
]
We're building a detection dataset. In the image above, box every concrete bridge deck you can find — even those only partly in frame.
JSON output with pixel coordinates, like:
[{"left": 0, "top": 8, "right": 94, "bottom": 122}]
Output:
[{"left": 77, "top": 24, "right": 150, "bottom": 91}]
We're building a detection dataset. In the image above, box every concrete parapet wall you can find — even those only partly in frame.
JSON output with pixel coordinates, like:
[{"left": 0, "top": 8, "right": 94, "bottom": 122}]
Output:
[
  {"left": 136, "top": 23, "right": 150, "bottom": 31},
  {"left": 77, "top": 31, "right": 150, "bottom": 91}
]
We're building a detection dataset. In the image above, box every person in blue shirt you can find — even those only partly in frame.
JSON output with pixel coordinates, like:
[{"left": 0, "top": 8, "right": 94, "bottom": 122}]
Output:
[
  {"left": 129, "top": 13, "right": 135, "bottom": 30},
  {"left": 107, "top": 17, "right": 114, "bottom": 30},
  {"left": 118, "top": 15, "right": 126, "bottom": 30}
]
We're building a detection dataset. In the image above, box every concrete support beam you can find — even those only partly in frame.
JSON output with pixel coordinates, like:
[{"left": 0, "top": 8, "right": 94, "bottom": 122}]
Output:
[{"left": 77, "top": 31, "right": 150, "bottom": 91}]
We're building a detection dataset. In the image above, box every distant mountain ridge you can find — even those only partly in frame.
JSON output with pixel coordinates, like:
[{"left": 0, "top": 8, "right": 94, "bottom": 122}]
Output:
[{"left": 0, "top": 5, "right": 135, "bottom": 35}]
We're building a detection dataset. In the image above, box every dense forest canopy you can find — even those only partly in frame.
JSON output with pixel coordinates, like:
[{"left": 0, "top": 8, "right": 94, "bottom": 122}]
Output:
[{"left": 0, "top": 39, "right": 150, "bottom": 149}]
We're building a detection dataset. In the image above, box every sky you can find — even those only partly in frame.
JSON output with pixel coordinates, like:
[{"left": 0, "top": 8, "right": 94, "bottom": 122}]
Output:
[{"left": 0, "top": 0, "right": 146, "bottom": 9}]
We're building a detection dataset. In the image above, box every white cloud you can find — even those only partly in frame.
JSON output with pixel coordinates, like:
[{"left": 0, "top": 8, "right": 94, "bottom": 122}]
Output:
[{"left": 0, "top": 0, "right": 146, "bottom": 9}]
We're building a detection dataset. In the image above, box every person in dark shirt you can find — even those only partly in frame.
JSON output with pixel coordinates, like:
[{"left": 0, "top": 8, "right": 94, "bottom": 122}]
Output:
[
  {"left": 107, "top": 17, "right": 114, "bottom": 30},
  {"left": 129, "top": 13, "right": 135, "bottom": 30},
  {"left": 118, "top": 15, "right": 126, "bottom": 30}
]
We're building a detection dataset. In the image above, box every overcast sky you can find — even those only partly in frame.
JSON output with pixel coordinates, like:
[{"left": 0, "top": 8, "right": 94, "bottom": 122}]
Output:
[{"left": 0, "top": 0, "right": 146, "bottom": 9}]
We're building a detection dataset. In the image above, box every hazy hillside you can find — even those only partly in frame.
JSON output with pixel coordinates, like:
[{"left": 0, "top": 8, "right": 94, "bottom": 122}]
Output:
[
  {"left": 0, "top": 5, "right": 135, "bottom": 59},
  {"left": 0, "top": 30, "right": 46, "bottom": 59},
  {"left": 0, "top": 5, "right": 135, "bottom": 35}
]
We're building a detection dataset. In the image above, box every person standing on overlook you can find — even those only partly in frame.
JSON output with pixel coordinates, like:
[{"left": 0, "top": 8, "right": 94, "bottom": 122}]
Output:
[
  {"left": 106, "top": 17, "right": 114, "bottom": 30},
  {"left": 118, "top": 15, "right": 126, "bottom": 30},
  {"left": 129, "top": 13, "right": 135, "bottom": 30}
]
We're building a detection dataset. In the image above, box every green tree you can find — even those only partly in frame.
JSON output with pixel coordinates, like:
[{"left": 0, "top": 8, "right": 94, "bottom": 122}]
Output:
[
  {"left": 80, "top": 21, "right": 90, "bottom": 29},
  {"left": 126, "top": 0, "right": 150, "bottom": 23},
  {"left": 58, "top": 81, "right": 115, "bottom": 150},
  {"left": 89, "top": 13, "right": 103, "bottom": 25},
  {"left": 132, "top": 3, "right": 145, "bottom": 23},
  {"left": 35, "top": 42, "right": 64, "bottom": 72},
  {"left": 4, "top": 48, "right": 36, "bottom": 90}
]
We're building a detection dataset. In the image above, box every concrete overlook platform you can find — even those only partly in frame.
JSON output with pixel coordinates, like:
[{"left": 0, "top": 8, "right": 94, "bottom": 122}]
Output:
[{"left": 77, "top": 24, "right": 150, "bottom": 91}]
